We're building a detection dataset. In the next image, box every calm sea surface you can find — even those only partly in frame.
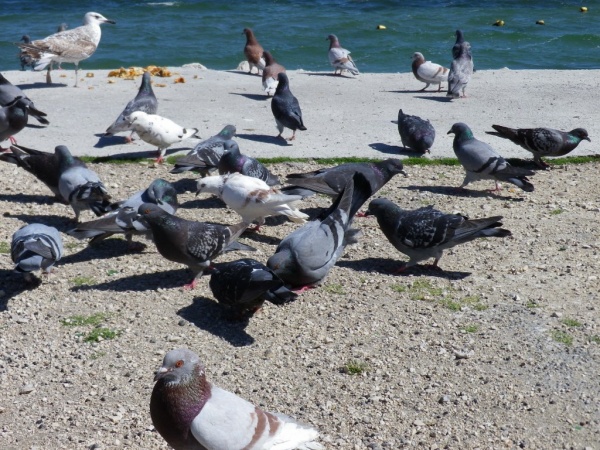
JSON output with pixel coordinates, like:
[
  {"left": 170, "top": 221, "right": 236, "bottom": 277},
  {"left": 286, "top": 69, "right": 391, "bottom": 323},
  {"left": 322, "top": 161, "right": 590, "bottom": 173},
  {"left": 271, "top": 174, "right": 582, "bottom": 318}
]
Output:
[{"left": 1, "top": 0, "right": 598, "bottom": 73}]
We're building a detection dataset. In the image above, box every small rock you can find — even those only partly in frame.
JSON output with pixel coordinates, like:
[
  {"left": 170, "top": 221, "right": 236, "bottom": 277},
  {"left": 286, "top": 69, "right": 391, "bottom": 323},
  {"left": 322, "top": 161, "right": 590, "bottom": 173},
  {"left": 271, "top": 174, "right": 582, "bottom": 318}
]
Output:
[{"left": 19, "top": 384, "right": 35, "bottom": 395}]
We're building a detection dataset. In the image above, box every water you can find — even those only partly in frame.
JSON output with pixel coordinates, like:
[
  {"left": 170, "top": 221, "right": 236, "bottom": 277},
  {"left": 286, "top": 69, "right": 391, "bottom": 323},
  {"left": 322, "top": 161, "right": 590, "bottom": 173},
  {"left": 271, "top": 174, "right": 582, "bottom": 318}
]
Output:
[{"left": 1, "top": 0, "right": 598, "bottom": 73}]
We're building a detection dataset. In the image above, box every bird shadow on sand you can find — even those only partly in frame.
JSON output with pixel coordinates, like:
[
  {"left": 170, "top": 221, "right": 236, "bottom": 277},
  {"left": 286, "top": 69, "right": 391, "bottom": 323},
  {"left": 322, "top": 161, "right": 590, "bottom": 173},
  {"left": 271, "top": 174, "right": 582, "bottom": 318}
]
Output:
[
  {"left": 0, "top": 193, "right": 60, "bottom": 207},
  {"left": 178, "top": 296, "right": 255, "bottom": 347},
  {"left": 15, "top": 82, "right": 67, "bottom": 90},
  {"left": 170, "top": 178, "right": 199, "bottom": 195},
  {"left": 236, "top": 133, "right": 289, "bottom": 146},
  {"left": 369, "top": 142, "right": 426, "bottom": 157},
  {"left": 93, "top": 134, "right": 130, "bottom": 148},
  {"left": 71, "top": 268, "right": 193, "bottom": 292},
  {"left": 302, "top": 72, "right": 355, "bottom": 78},
  {"left": 4, "top": 213, "right": 71, "bottom": 230},
  {"left": 24, "top": 123, "right": 47, "bottom": 129},
  {"left": 180, "top": 196, "right": 225, "bottom": 210},
  {"left": 229, "top": 92, "right": 268, "bottom": 101},
  {"left": 413, "top": 95, "right": 453, "bottom": 103},
  {"left": 241, "top": 228, "right": 281, "bottom": 247},
  {"left": 226, "top": 70, "right": 263, "bottom": 78},
  {"left": 89, "top": 147, "right": 191, "bottom": 160},
  {"left": 336, "top": 258, "right": 471, "bottom": 280},
  {"left": 403, "top": 185, "right": 525, "bottom": 201},
  {"left": 61, "top": 239, "right": 141, "bottom": 265},
  {"left": 0, "top": 271, "right": 41, "bottom": 311}
]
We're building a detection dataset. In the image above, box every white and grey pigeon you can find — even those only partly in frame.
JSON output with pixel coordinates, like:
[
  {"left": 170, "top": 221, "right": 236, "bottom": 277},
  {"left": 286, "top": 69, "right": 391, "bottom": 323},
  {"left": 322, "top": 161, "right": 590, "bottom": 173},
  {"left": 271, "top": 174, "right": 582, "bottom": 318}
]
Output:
[
  {"left": 208, "top": 258, "right": 298, "bottom": 319},
  {"left": 411, "top": 52, "right": 449, "bottom": 92},
  {"left": 16, "top": 12, "right": 115, "bottom": 86},
  {"left": 137, "top": 203, "right": 255, "bottom": 289},
  {"left": 56, "top": 145, "right": 112, "bottom": 221},
  {"left": 448, "top": 122, "right": 535, "bottom": 192},
  {"left": 267, "top": 173, "right": 372, "bottom": 290},
  {"left": 326, "top": 34, "right": 359, "bottom": 76},
  {"left": 0, "top": 97, "right": 29, "bottom": 150},
  {"left": 67, "top": 179, "right": 178, "bottom": 248},
  {"left": 170, "top": 125, "right": 237, "bottom": 176},
  {"left": 218, "top": 140, "right": 280, "bottom": 186},
  {"left": 365, "top": 198, "right": 511, "bottom": 272},
  {"left": 0, "top": 72, "right": 49, "bottom": 125},
  {"left": 447, "top": 30, "right": 473, "bottom": 99},
  {"left": 105, "top": 72, "right": 158, "bottom": 142},
  {"left": 271, "top": 73, "right": 306, "bottom": 141},
  {"left": 487, "top": 125, "right": 591, "bottom": 169},
  {"left": 262, "top": 51, "right": 286, "bottom": 97},
  {"left": 151, "top": 348, "right": 323, "bottom": 450},
  {"left": 196, "top": 172, "right": 308, "bottom": 231},
  {"left": 397, "top": 109, "right": 436, "bottom": 154},
  {"left": 126, "top": 111, "right": 199, "bottom": 164},
  {"left": 11, "top": 223, "right": 63, "bottom": 283}
]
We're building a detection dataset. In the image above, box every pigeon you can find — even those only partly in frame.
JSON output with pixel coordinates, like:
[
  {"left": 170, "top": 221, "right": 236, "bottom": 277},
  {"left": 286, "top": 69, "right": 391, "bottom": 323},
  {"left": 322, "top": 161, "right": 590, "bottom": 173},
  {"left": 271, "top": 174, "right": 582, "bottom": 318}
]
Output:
[
  {"left": 138, "top": 203, "right": 254, "bottom": 289},
  {"left": 105, "top": 72, "right": 158, "bottom": 142},
  {"left": 11, "top": 223, "right": 63, "bottom": 283},
  {"left": 487, "top": 125, "right": 591, "bottom": 169},
  {"left": 271, "top": 73, "right": 307, "bottom": 141},
  {"left": 19, "top": 35, "right": 36, "bottom": 70},
  {"left": 365, "top": 198, "right": 511, "bottom": 272},
  {"left": 411, "top": 52, "right": 449, "bottom": 92},
  {"left": 447, "top": 31, "right": 473, "bottom": 99},
  {"left": 0, "top": 143, "right": 85, "bottom": 201},
  {"left": 208, "top": 258, "right": 297, "bottom": 319},
  {"left": 126, "top": 111, "right": 199, "bottom": 164},
  {"left": 267, "top": 173, "right": 372, "bottom": 290},
  {"left": 170, "top": 125, "right": 236, "bottom": 176},
  {"left": 0, "top": 72, "right": 49, "bottom": 125},
  {"left": 218, "top": 140, "right": 280, "bottom": 186},
  {"left": 56, "top": 145, "right": 112, "bottom": 221},
  {"left": 16, "top": 12, "right": 115, "bottom": 87},
  {"left": 448, "top": 122, "right": 535, "bottom": 192},
  {"left": 262, "top": 51, "right": 286, "bottom": 97},
  {"left": 326, "top": 34, "right": 359, "bottom": 76},
  {"left": 397, "top": 109, "right": 436, "bottom": 154},
  {"left": 67, "top": 179, "right": 178, "bottom": 248},
  {"left": 0, "top": 97, "right": 29, "bottom": 150},
  {"left": 196, "top": 172, "right": 308, "bottom": 231},
  {"left": 242, "top": 28, "right": 265, "bottom": 74},
  {"left": 52, "top": 23, "right": 69, "bottom": 69},
  {"left": 151, "top": 348, "right": 323, "bottom": 450}
]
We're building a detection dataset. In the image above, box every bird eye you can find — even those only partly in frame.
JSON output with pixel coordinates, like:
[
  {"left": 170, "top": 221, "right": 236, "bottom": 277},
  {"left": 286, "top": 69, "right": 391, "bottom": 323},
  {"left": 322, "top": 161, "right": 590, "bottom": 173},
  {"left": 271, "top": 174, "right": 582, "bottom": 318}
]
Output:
[{"left": 175, "top": 360, "right": 184, "bottom": 368}]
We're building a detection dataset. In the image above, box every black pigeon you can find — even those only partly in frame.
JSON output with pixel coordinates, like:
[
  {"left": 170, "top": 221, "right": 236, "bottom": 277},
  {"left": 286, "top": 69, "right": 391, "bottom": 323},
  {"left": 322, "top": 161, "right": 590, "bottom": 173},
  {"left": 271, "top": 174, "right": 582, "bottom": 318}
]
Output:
[
  {"left": 397, "top": 109, "right": 436, "bottom": 153},
  {"left": 365, "top": 198, "right": 511, "bottom": 272},
  {"left": 0, "top": 72, "right": 49, "bottom": 125},
  {"left": 0, "top": 97, "right": 30, "bottom": 149},
  {"left": 208, "top": 258, "right": 297, "bottom": 319},
  {"left": 487, "top": 125, "right": 591, "bottom": 169},
  {"left": 218, "top": 140, "right": 280, "bottom": 186},
  {"left": 271, "top": 73, "right": 306, "bottom": 141}
]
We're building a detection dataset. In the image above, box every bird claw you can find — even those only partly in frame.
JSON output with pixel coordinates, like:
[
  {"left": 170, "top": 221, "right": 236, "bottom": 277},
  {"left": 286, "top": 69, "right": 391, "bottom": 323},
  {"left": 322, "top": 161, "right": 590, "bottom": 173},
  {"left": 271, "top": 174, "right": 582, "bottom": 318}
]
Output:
[
  {"left": 292, "top": 284, "right": 316, "bottom": 293},
  {"left": 183, "top": 279, "right": 198, "bottom": 290}
]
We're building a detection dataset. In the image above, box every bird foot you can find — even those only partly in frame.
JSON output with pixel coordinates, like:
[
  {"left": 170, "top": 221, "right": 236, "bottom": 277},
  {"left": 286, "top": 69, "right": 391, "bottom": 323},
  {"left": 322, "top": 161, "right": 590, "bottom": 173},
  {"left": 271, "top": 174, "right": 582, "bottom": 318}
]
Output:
[
  {"left": 124, "top": 136, "right": 134, "bottom": 144},
  {"left": 126, "top": 242, "right": 146, "bottom": 252},
  {"left": 354, "top": 211, "right": 368, "bottom": 218},
  {"left": 183, "top": 279, "right": 198, "bottom": 290},
  {"left": 154, "top": 156, "right": 165, "bottom": 164},
  {"left": 9, "top": 136, "right": 17, "bottom": 145},
  {"left": 292, "top": 284, "right": 317, "bottom": 293},
  {"left": 392, "top": 264, "right": 409, "bottom": 275},
  {"left": 286, "top": 135, "right": 296, "bottom": 141}
]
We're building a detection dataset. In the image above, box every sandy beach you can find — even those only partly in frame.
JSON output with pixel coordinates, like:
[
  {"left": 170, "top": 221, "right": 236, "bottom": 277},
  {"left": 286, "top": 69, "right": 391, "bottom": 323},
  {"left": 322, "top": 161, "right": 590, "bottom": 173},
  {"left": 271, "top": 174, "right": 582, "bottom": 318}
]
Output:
[{"left": 4, "top": 66, "right": 598, "bottom": 160}]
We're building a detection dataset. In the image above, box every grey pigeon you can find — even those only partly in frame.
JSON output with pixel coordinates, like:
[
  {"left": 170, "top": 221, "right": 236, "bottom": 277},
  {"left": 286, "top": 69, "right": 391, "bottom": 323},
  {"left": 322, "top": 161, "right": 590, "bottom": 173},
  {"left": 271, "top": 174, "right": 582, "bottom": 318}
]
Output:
[
  {"left": 19, "top": 35, "right": 36, "bottom": 70},
  {"left": 105, "top": 72, "right": 158, "bottom": 142},
  {"left": 68, "top": 179, "right": 178, "bottom": 248},
  {"left": 447, "top": 30, "right": 473, "bottom": 99},
  {"left": 487, "top": 125, "right": 591, "bottom": 169},
  {"left": 262, "top": 51, "right": 286, "bottom": 96},
  {"left": 267, "top": 173, "right": 372, "bottom": 289},
  {"left": 0, "top": 72, "right": 49, "bottom": 125},
  {"left": 137, "top": 203, "right": 254, "bottom": 289},
  {"left": 208, "top": 258, "right": 297, "bottom": 319},
  {"left": 56, "top": 145, "right": 112, "bottom": 221},
  {"left": 170, "top": 125, "right": 236, "bottom": 176},
  {"left": 448, "top": 123, "right": 535, "bottom": 192},
  {"left": 411, "top": 52, "right": 448, "bottom": 92},
  {"left": 0, "top": 97, "right": 29, "bottom": 149},
  {"left": 327, "top": 34, "right": 359, "bottom": 76},
  {"left": 0, "top": 143, "right": 85, "bottom": 201},
  {"left": 11, "top": 223, "right": 63, "bottom": 283},
  {"left": 151, "top": 348, "right": 323, "bottom": 450},
  {"left": 242, "top": 28, "right": 265, "bottom": 74},
  {"left": 365, "top": 198, "right": 511, "bottom": 272},
  {"left": 218, "top": 140, "right": 280, "bottom": 186},
  {"left": 271, "top": 73, "right": 306, "bottom": 141},
  {"left": 397, "top": 109, "right": 435, "bottom": 153}
]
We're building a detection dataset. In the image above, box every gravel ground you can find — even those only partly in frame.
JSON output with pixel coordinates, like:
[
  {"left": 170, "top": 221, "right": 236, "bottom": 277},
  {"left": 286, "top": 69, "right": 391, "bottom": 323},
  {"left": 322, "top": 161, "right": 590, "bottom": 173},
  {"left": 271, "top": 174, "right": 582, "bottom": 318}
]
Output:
[{"left": 0, "top": 159, "right": 599, "bottom": 450}]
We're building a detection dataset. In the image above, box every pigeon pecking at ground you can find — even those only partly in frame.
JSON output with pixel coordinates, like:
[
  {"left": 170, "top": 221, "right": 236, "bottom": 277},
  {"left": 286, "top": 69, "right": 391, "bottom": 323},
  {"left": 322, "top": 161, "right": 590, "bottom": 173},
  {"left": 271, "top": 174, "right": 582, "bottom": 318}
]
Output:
[
  {"left": 0, "top": 72, "right": 49, "bottom": 125},
  {"left": 271, "top": 73, "right": 307, "bottom": 141},
  {"left": 487, "top": 125, "right": 591, "bottom": 169},
  {"left": 448, "top": 122, "right": 535, "bottom": 193},
  {"left": 411, "top": 52, "right": 449, "bottom": 92},
  {"left": 0, "top": 97, "right": 30, "bottom": 150},
  {"left": 447, "top": 30, "right": 473, "bottom": 99},
  {"left": 218, "top": 140, "right": 280, "bottom": 186},
  {"left": 397, "top": 109, "right": 436, "bottom": 154},
  {"left": 365, "top": 198, "right": 511, "bottom": 272},
  {"left": 262, "top": 51, "right": 286, "bottom": 97},
  {"left": 196, "top": 172, "right": 308, "bottom": 231},
  {"left": 208, "top": 258, "right": 298, "bottom": 319},
  {"left": 11, "top": 223, "right": 63, "bottom": 283},
  {"left": 151, "top": 348, "right": 323, "bottom": 450},
  {"left": 242, "top": 28, "right": 265, "bottom": 75},
  {"left": 326, "top": 34, "right": 359, "bottom": 76}
]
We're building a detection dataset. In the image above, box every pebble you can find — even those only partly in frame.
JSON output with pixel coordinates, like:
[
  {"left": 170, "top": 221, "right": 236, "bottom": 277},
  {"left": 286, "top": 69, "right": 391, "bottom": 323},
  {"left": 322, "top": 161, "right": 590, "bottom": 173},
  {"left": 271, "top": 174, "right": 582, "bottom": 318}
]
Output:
[{"left": 19, "top": 384, "right": 35, "bottom": 395}]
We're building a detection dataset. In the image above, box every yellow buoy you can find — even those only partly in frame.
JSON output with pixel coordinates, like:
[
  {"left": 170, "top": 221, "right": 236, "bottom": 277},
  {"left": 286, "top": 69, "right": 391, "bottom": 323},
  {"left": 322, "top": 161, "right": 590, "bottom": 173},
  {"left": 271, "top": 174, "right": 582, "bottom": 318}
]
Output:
[
  {"left": 376, "top": 24, "right": 386, "bottom": 30},
  {"left": 493, "top": 19, "right": 505, "bottom": 26},
  {"left": 580, "top": 6, "right": 588, "bottom": 12},
  {"left": 536, "top": 20, "right": 545, "bottom": 25}
]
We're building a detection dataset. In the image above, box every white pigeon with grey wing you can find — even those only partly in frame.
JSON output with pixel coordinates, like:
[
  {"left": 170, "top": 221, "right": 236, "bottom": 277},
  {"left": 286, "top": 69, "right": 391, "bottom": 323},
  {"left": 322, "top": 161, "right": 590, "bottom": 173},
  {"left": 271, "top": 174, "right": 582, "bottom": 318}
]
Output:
[
  {"left": 327, "top": 34, "right": 359, "bottom": 76},
  {"left": 411, "top": 52, "right": 448, "bottom": 92},
  {"left": 11, "top": 223, "right": 63, "bottom": 282}
]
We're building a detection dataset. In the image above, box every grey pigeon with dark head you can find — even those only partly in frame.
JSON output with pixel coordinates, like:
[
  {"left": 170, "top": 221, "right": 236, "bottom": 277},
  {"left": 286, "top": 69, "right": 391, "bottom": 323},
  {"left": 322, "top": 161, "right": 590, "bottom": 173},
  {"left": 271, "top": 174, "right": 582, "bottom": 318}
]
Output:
[
  {"left": 0, "top": 72, "right": 49, "bottom": 125},
  {"left": 105, "top": 71, "right": 158, "bottom": 142},
  {"left": 447, "top": 30, "right": 473, "bottom": 99},
  {"left": 487, "top": 125, "right": 591, "bottom": 169},
  {"left": 0, "top": 97, "right": 29, "bottom": 149},
  {"left": 208, "top": 258, "right": 297, "bottom": 319},
  {"left": 11, "top": 223, "right": 63, "bottom": 283},
  {"left": 448, "top": 122, "right": 535, "bottom": 192},
  {"left": 218, "top": 140, "right": 280, "bottom": 186},
  {"left": 137, "top": 203, "right": 254, "bottom": 289},
  {"left": 397, "top": 109, "right": 435, "bottom": 153},
  {"left": 151, "top": 348, "right": 323, "bottom": 450},
  {"left": 366, "top": 198, "right": 511, "bottom": 272},
  {"left": 170, "top": 125, "right": 236, "bottom": 176},
  {"left": 271, "top": 73, "right": 306, "bottom": 141}
]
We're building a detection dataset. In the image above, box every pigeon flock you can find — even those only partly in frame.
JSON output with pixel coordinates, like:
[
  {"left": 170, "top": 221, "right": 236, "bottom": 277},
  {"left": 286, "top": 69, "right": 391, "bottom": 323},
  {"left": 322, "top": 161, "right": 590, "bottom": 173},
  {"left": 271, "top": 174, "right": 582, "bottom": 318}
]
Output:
[{"left": 1, "top": 14, "right": 595, "bottom": 450}]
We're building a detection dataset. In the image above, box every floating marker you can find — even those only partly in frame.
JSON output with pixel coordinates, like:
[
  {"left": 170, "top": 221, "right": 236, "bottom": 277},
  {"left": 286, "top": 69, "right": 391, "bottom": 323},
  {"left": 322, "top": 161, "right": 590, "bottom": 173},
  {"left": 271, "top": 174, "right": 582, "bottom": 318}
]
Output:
[
  {"left": 536, "top": 20, "right": 545, "bottom": 25},
  {"left": 580, "top": 6, "right": 588, "bottom": 12},
  {"left": 493, "top": 19, "right": 505, "bottom": 26},
  {"left": 376, "top": 24, "right": 386, "bottom": 30}
]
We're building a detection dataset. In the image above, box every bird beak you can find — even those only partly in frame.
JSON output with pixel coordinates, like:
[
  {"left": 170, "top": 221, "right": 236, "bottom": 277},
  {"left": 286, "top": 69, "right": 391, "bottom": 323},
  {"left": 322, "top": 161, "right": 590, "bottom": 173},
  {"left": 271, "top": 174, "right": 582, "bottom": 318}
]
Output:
[
  {"left": 447, "top": 129, "right": 454, "bottom": 135},
  {"left": 400, "top": 169, "right": 408, "bottom": 177},
  {"left": 153, "top": 366, "right": 168, "bottom": 382},
  {"left": 104, "top": 19, "right": 116, "bottom": 24},
  {"left": 585, "top": 137, "right": 591, "bottom": 142}
]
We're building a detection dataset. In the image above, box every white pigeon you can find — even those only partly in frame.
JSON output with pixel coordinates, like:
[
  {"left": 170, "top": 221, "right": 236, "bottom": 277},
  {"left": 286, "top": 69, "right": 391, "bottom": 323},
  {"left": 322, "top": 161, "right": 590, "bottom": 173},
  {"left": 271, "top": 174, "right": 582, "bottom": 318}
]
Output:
[
  {"left": 196, "top": 172, "right": 308, "bottom": 231},
  {"left": 411, "top": 52, "right": 449, "bottom": 92},
  {"left": 126, "top": 111, "right": 199, "bottom": 163},
  {"left": 326, "top": 34, "right": 359, "bottom": 76},
  {"left": 16, "top": 12, "right": 115, "bottom": 87}
]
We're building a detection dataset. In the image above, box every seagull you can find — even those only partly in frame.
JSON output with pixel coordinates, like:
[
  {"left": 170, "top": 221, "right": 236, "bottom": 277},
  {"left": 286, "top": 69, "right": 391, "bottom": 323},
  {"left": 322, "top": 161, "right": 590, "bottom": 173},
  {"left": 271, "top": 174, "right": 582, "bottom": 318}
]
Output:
[{"left": 16, "top": 12, "right": 115, "bottom": 87}]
